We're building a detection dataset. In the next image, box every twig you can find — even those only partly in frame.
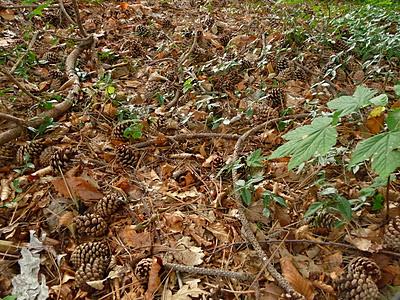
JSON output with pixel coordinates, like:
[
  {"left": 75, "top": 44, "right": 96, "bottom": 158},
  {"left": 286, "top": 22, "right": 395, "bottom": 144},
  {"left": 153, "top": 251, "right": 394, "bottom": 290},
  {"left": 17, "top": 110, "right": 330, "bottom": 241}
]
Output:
[
  {"left": 131, "top": 132, "right": 240, "bottom": 149},
  {"left": 0, "top": 113, "right": 26, "bottom": 126},
  {"left": 231, "top": 113, "right": 309, "bottom": 294},
  {"left": 0, "top": 66, "right": 40, "bottom": 101},
  {"left": 58, "top": 0, "right": 76, "bottom": 25},
  {"left": 164, "top": 262, "right": 254, "bottom": 281},
  {"left": 164, "top": 90, "right": 181, "bottom": 110},
  {"left": 71, "top": 0, "right": 87, "bottom": 38},
  {"left": 11, "top": 31, "right": 39, "bottom": 74},
  {"left": 0, "top": 35, "right": 95, "bottom": 146}
]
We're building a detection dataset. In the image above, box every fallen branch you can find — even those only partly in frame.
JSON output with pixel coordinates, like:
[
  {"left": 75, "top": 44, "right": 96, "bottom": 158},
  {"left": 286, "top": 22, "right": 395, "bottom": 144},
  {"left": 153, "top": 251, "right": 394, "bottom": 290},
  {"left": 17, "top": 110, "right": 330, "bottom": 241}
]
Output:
[
  {"left": 0, "top": 66, "right": 40, "bottom": 102},
  {"left": 0, "top": 35, "right": 94, "bottom": 146},
  {"left": 164, "top": 262, "right": 254, "bottom": 281},
  {"left": 71, "top": 0, "right": 87, "bottom": 38},
  {"left": 231, "top": 113, "right": 309, "bottom": 295},
  {"left": 58, "top": 0, "right": 76, "bottom": 25},
  {"left": 0, "top": 113, "right": 26, "bottom": 126},
  {"left": 131, "top": 132, "right": 240, "bottom": 149}
]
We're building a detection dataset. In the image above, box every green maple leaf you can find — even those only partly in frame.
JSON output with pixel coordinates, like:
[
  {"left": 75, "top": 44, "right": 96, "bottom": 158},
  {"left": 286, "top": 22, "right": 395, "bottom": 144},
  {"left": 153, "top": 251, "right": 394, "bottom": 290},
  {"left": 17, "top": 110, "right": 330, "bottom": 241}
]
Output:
[
  {"left": 268, "top": 116, "right": 337, "bottom": 170},
  {"left": 349, "top": 130, "right": 400, "bottom": 178},
  {"left": 327, "top": 85, "right": 387, "bottom": 117}
]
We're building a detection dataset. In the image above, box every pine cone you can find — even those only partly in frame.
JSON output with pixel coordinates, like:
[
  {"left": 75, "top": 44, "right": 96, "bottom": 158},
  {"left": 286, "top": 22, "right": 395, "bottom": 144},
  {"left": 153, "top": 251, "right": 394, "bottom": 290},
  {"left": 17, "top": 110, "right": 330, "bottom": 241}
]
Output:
[
  {"left": 49, "top": 69, "right": 64, "bottom": 79},
  {"left": 51, "top": 148, "right": 77, "bottom": 171},
  {"left": 202, "top": 15, "right": 215, "bottom": 29},
  {"left": 241, "top": 59, "right": 252, "bottom": 70},
  {"left": 309, "top": 211, "right": 340, "bottom": 229},
  {"left": 220, "top": 34, "right": 231, "bottom": 47},
  {"left": 74, "top": 214, "right": 108, "bottom": 237},
  {"left": 75, "top": 258, "right": 108, "bottom": 287},
  {"left": 144, "top": 81, "right": 162, "bottom": 100},
  {"left": 293, "top": 68, "right": 306, "bottom": 81},
  {"left": 384, "top": 216, "right": 400, "bottom": 251},
  {"left": 336, "top": 271, "right": 379, "bottom": 300},
  {"left": 265, "top": 88, "right": 286, "bottom": 108},
  {"left": 331, "top": 39, "right": 348, "bottom": 52},
  {"left": 115, "top": 145, "right": 136, "bottom": 167},
  {"left": 134, "top": 258, "right": 153, "bottom": 279},
  {"left": 276, "top": 57, "right": 289, "bottom": 74},
  {"left": 39, "top": 146, "right": 56, "bottom": 167},
  {"left": 348, "top": 257, "right": 381, "bottom": 282},
  {"left": 71, "top": 241, "right": 111, "bottom": 268},
  {"left": 93, "top": 193, "right": 124, "bottom": 218},
  {"left": 253, "top": 103, "right": 271, "bottom": 121},
  {"left": 0, "top": 142, "right": 15, "bottom": 159},
  {"left": 136, "top": 24, "right": 149, "bottom": 36},
  {"left": 42, "top": 51, "right": 59, "bottom": 64},
  {"left": 212, "top": 155, "right": 224, "bottom": 170},
  {"left": 279, "top": 290, "right": 305, "bottom": 300},
  {"left": 112, "top": 121, "right": 134, "bottom": 140},
  {"left": 127, "top": 40, "right": 144, "bottom": 58},
  {"left": 160, "top": 18, "right": 173, "bottom": 30},
  {"left": 16, "top": 141, "right": 46, "bottom": 165}
]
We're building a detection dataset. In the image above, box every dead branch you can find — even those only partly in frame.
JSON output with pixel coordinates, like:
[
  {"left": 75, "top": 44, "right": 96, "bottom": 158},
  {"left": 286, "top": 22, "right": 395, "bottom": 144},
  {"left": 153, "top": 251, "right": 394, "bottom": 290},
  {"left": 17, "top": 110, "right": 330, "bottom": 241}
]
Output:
[
  {"left": 231, "top": 113, "right": 309, "bottom": 294},
  {"left": 58, "top": 0, "right": 76, "bottom": 25},
  {"left": 0, "top": 66, "right": 40, "bottom": 101},
  {"left": 164, "top": 262, "right": 255, "bottom": 281},
  {"left": 0, "top": 113, "right": 26, "bottom": 126},
  {"left": 71, "top": 0, "right": 87, "bottom": 38},
  {"left": 0, "top": 35, "right": 95, "bottom": 146},
  {"left": 11, "top": 30, "right": 40, "bottom": 74}
]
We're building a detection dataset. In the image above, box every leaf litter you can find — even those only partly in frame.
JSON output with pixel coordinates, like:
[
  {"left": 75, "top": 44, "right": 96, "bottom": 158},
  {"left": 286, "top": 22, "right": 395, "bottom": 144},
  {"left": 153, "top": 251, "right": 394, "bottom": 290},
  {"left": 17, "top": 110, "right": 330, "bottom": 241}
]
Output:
[{"left": 0, "top": 0, "right": 399, "bottom": 299}]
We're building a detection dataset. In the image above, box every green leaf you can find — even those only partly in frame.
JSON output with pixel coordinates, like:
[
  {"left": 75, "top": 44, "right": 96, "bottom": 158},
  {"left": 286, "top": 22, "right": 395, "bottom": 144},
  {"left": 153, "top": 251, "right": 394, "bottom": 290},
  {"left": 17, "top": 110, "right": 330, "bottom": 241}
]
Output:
[
  {"left": 386, "top": 109, "right": 400, "bottom": 131},
  {"left": 394, "top": 85, "right": 400, "bottom": 97},
  {"left": 1, "top": 295, "right": 17, "bottom": 300},
  {"left": 304, "top": 202, "right": 324, "bottom": 218},
  {"left": 369, "top": 94, "right": 388, "bottom": 106},
  {"left": 183, "top": 78, "right": 194, "bottom": 94},
  {"left": 106, "top": 85, "right": 116, "bottom": 95},
  {"left": 327, "top": 85, "right": 377, "bottom": 117},
  {"left": 262, "top": 207, "right": 271, "bottom": 218},
  {"left": 334, "top": 195, "right": 352, "bottom": 221},
  {"left": 372, "top": 193, "right": 384, "bottom": 211},
  {"left": 246, "top": 149, "right": 265, "bottom": 168},
  {"left": 240, "top": 187, "right": 252, "bottom": 205},
  {"left": 349, "top": 131, "right": 400, "bottom": 178},
  {"left": 269, "top": 117, "right": 337, "bottom": 170}
]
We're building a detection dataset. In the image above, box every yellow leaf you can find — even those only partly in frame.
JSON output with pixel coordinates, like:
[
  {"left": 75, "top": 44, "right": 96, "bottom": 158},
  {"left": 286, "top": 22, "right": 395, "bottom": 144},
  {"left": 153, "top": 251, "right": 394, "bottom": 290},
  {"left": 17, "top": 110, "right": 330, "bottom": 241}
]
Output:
[{"left": 368, "top": 106, "right": 385, "bottom": 118}]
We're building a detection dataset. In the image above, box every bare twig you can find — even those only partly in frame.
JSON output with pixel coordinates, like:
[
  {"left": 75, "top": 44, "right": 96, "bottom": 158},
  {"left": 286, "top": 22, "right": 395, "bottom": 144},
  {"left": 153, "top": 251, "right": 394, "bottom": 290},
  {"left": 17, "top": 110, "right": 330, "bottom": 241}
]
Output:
[
  {"left": 164, "top": 262, "right": 254, "bottom": 281},
  {"left": 58, "top": 0, "right": 76, "bottom": 25},
  {"left": 231, "top": 113, "right": 309, "bottom": 294},
  {"left": 0, "top": 113, "right": 26, "bottom": 126},
  {"left": 0, "top": 66, "right": 40, "bottom": 101},
  {"left": 71, "top": 0, "right": 87, "bottom": 38},
  {"left": 164, "top": 90, "right": 181, "bottom": 110},
  {"left": 11, "top": 31, "right": 39, "bottom": 74}
]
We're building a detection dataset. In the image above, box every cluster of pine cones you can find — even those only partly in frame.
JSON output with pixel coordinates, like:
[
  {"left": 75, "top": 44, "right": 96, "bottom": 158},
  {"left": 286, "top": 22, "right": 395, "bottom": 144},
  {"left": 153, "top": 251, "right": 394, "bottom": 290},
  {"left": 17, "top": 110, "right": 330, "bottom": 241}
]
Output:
[{"left": 71, "top": 192, "right": 125, "bottom": 287}]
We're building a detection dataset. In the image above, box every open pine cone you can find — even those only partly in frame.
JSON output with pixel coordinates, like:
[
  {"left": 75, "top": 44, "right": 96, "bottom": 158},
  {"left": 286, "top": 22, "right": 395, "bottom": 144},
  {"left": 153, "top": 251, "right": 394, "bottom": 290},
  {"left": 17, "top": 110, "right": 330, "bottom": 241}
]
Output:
[
  {"left": 93, "top": 193, "right": 125, "bottom": 218},
  {"left": 336, "top": 270, "right": 379, "bottom": 300},
  {"left": 134, "top": 258, "right": 153, "bottom": 279},
  {"left": 74, "top": 214, "right": 108, "bottom": 237},
  {"left": 71, "top": 241, "right": 111, "bottom": 268},
  {"left": 75, "top": 258, "right": 109, "bottom": 288},
  {"left": 383, "top": 216, "right": 400, "bottom": 251}
]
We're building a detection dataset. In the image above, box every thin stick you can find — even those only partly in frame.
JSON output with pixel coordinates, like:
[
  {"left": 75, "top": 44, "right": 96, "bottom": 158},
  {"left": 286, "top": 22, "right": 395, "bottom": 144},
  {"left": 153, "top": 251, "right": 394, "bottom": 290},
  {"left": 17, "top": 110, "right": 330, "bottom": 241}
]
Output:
[
  {"left": 11, "top": 31, "right": 39, "bottom": 74},
  {"left": 71, "top": 0, "right": 87, "bottom": 38},
  {"left": 231, "top": 113, "right": 309, "bottom": 294},
  {"left": 0, "top": 113, "right": 26, "bottom": 126},
  {"left": 58, "top": 0, "right": 76, "bottom": 25},
  {"left": 0, "top": 66, "right": 40, "bottom": 101}
]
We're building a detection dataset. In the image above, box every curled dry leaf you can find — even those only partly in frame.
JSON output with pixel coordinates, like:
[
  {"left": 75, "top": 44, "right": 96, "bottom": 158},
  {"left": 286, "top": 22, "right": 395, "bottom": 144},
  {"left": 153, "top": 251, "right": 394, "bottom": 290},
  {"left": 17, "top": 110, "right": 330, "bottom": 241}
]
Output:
[
  {"left": 144, "top": 258, "right": 162, "bottom": 300},
  {"left": 51, "top": 176, "right": 104, "bottom": 201},
  {"left": 280, "top": 256, "right": 315, "bottom": 300},
  {"left": 173, "top": 236, "right": 204, "bottom": 266}
]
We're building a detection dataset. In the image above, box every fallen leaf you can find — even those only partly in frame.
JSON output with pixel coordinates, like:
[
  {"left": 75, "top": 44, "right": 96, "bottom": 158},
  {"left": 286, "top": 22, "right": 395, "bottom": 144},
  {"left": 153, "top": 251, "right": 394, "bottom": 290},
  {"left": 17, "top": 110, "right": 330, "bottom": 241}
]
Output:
[
  {"left": 51, "top": 176, "right": 103, "bottom": 201},
  {"left": 118, "top": 226, "right": 152, "bottom": 249},
  {"left": 173, "top": 236, "right": 204, "bottom": 266}
]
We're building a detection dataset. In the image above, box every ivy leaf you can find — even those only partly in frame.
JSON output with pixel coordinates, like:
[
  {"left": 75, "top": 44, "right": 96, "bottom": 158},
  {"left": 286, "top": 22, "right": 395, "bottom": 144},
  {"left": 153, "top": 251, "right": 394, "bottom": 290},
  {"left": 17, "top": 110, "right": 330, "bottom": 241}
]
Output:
[
  {"left": 386, "top": 109, "right": 400, "bottom": 131},
  {"left": 327, "top": 85, "right": 377, "bottom": 117},
  {"left": 334, "top": 195, "right": 352, "bottom": 221},
  {"left": 269, "top": 117, "right": 337, "bottom": 170},
  {"left": 349, "top": 131, "right": 400, "bottom": 178}
]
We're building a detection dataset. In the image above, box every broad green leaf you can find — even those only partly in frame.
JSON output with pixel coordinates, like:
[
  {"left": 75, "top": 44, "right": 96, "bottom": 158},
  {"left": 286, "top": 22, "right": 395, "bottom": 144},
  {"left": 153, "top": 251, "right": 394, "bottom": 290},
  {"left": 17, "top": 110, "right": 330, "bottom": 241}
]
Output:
[
  {"left": 349, "top": 131, "right": 400, "bottom": 177},
  {"left": 240, "top": 187, "right": 252, "bottom": 205},
  {"left": 334, "top": 196, "right": 352, "bottom": 220},
  {"left": 369, "top": 94, "right": 388, "bottom": 106},
  {"left": 304, "top": 202, "right": 324, "bottom": 218},
  {"left": 372, "top": 193, "right": 384, "bottom": 211},
  {"left": 246, "top": 149, "right": 265, "bottom": 168},
  {"left": 387, "top": 109, "right": 400, "bottom": 131},
  {"left": 327, "top": 85, "right": 377, "bottom": 117},
  {"left": 269, "top": 117, "right": 337, "bottom": 170}
]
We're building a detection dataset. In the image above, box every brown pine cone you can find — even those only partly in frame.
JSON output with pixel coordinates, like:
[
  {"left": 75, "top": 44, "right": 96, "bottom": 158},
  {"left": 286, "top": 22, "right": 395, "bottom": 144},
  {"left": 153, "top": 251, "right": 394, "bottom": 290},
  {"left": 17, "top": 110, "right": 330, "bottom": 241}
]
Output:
[
  {"left": 384, "top": 217, "right": 400, "bottom": 251},
  {"left": 336, "top": 271, "right": 379, "bottom": 300},
  {"left": 93, "top": 193, "right": 124, "bottom": 218},
  {"left": 127, "top": 41, "right": 144, "bottom": 58},
  {"left": 134, "top": 258, "right": 153, "bottom": 279},
  {"left": 39, "top": 146, "right": 57, "bottom": 167},
  {"left": 331, "top": 39, "right": 348, "bottom": 52},
  {"left": 253, "top": 103, "right": 271, "bottom": 121},
  {"left": 293, "top": 68, "right": 307, "bottom": 81},
  {"left": 49, "top": 69, "right": 64, "bottom": 79},
  {"left": 219, "top": 34, "right": 231, "bottom": 47},
  {"left": 144, "top": 81, "right": 162, "bottom": 100},
  {"left": 266, "top": 88, "right": 286, "bottom": 108},
  {"left": 348, "top": 257, "right": 381, "bottom": 282},
  {"left": 16, "top": 141, "right": 46, "bottom": 165},
  {"left": 115, "top": 145, "right": 136, "bottom": 167},
  {"left": 240, "top": 59, "right": 252, "bottom": 70},
  {"left": 51, "top": 148, "right": 77, "bottom": 171},
  {"left": 71, "top": 241, "right": 110, "bottom": 268},
  {"left": 112, "top": 121, "right": 134, "bottom": 140},
  {"left": 279, "top": 290, "right": 305, "bottom": 300},
  {"left": 42, "top": 51, "right": 59, "bottom": 64},
  {"left": 276, "top": 57, "right": 289, "bottom": 73},
  {"left": 136, "top": 24, "right": 149, "bottom": 36},
  {"left": 309, "top": 211, "right": 340, "bottom": 229},
  {"left": 212, "top": 155, "right": 224, "bottom": 170},
  {"left": 74, "top": 214, "right": 108, "bottom": 237},
  {"left": 0, "top": 142, "right": 15, "bottom": 159},
  {"left": 75, "top": 258, "right": 108, "bottom": 287}
]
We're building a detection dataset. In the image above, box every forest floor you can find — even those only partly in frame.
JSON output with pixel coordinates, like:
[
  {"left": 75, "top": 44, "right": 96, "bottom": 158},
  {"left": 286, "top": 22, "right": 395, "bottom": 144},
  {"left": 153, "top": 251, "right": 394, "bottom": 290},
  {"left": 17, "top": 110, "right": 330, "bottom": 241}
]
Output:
[{"left": 0, "top": 0, "right": 399, "bottom": 299}]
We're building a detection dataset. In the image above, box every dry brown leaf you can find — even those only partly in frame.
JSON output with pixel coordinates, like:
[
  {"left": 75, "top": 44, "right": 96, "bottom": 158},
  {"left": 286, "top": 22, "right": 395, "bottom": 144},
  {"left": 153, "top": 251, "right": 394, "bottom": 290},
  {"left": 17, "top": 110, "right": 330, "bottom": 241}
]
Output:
[
  {"left": 163, "top": 212, "right": 184, "bottom": 233},
  {"left": 144, "top": 258, "right": 162, "bottom": 300},
  {"left": 118, "top": 226, "right": 152, "bottom": 249},
  {"left": 51, "top": 176, "right": 104, "bottom": 201},
  {"left": 58, "top": 211, "right": 75, "bottom": 227},
  {"left": 280, "top": 256, "right": 315, "bottom": 300}
]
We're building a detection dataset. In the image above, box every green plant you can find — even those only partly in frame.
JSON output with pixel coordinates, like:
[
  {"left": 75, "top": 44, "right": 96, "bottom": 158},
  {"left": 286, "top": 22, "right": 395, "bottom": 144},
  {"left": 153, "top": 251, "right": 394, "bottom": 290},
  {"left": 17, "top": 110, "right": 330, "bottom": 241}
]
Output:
[
  {"left": 123, "top": 121, "right": 143, "bottom": 140},
  {"left": 262, "top": 190, "right": 287, "bottom": 218}
]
